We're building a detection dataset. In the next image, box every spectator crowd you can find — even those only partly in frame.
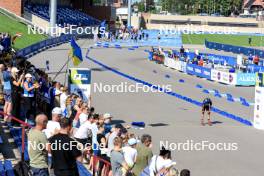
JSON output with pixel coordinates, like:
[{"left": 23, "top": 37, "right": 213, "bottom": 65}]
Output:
[{"left": 0, "top": 33, "right": 190, "bottom": 176}]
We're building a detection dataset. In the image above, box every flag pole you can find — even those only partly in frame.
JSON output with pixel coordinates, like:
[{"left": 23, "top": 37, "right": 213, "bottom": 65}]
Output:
[
  {"left": 52, "top": 56, "right": 71, "bottom": 82},
  {"left": 64, "top": 55, "right": 70, "bottom": 87}
]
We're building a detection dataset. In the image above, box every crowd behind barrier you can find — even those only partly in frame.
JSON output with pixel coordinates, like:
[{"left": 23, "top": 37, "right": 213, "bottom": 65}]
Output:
[
  {"left": 0, "top": 33, "right": 188, "bottom": 176},
  {"left": 150, "top": 46, "right": 259, "bottom": 86},
  {"left": 205, "top": 40, "right": 264, "bottom": 58}
]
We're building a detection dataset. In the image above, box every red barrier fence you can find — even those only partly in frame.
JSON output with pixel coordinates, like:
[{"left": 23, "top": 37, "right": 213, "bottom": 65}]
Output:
[
  {"left": 0, "top": 111, "right": 31, "bottom": 161},
  {"left": 92, "top": 155, "right": 111, "bottom": 176}
]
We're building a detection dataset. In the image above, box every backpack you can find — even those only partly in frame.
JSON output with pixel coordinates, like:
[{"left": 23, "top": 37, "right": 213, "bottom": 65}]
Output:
[{"left": 13, "top": 161, "right": 33, "bottom": 176}]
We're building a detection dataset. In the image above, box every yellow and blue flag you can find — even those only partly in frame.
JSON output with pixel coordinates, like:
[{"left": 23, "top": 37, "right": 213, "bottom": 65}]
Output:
[{"left": 69, "top": 38, "right": 83, "bottom": 66}]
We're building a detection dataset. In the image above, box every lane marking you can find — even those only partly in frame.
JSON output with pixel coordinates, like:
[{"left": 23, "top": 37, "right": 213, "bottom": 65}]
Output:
[{"left": 86, "top": 52, "right": 252, "bottom": 126}]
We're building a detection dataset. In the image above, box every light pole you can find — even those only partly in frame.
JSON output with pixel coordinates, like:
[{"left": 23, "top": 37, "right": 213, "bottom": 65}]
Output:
[
  {"left": 127, "top": 0, "right": 132, "bottom": 27},
  {"left": 50, "top": 0, "right": 57, "bottom": 37}
]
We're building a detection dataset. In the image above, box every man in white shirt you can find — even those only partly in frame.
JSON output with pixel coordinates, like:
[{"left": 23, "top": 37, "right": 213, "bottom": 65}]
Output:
[
  {"left": 79, "top": 108, "right": 89, "bottom": 126},
  {"left": 122, "top": 138, "right": 137, "bottom": 168},
  {"left": 43, "top": 107, "right": 62, "bottom": 139},
  {"left": 60, "top": 87, "right": 68, "bottom": 113},
  {"left": 74, "top": 114, "right": 99, "bottom": 147}
]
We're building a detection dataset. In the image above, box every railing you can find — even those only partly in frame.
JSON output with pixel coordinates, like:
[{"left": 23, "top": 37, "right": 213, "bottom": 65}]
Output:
[
  {"left": 0, "top": 111, "right": 31, "bottom": 161},
  {"left": 92, "top": 155, "right": 111, "bottom": 176},
  {"left": 16, "top": 34, "right": 93, "bottom": 57}
]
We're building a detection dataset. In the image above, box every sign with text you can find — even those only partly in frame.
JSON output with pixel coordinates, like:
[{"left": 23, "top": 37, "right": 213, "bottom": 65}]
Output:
[{"left": 69, "top": 68, "right": 91, "bottom": 101}]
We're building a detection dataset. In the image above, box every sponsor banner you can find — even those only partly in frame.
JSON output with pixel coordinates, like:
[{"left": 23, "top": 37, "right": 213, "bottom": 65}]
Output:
[
  {"left": 256, "top": 72, "right": 264, "bottom": 87},
  {"left": 254, "top": 84, "right": 264, "bottom": 130},
  {"left": 211, "top": 69, "right": 237, "bottom": 85},
  {"left": 69, "top": 68, "right": 91, "bottom": 101},
  {"left": 236, "top": 73, "right": 256, "bottom": 86},
  {"left": 164, "top": 57, "right": 185, "bottom": 72},
  {"left": 186, "top": 64, "right": 211, "bottom": 79}
]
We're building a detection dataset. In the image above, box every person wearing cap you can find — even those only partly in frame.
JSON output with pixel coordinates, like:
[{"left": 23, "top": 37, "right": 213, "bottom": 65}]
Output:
[
  {"left": 122, "top": 138, "right": 138, "bottom": 169},
  {"left": 10, "top": 67, "right": 24, "bottom": 123},
  {"left": 103, "top": 113, "right": 112, "bottom": 135},
  {"left": 43, "top": 107, "right": 62, "bottom": 139},
  {"left": 23, "top": 73, "right": 39, "bottom": 120}
]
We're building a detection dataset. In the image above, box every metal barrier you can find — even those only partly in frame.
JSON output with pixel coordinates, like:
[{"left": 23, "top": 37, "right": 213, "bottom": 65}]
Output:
[
  {"left": 92, "top": 155, "right": 111, "bottom": 176},
  {"left": 0, "top": 111, "right": 31, "bottom": 161}
]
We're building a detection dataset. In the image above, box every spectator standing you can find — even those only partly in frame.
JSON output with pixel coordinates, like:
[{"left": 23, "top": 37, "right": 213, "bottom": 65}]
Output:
[
  {"left": 3, "top": 64, "right": 12, "bottom": 122},
  {"left": 70, "top": 97, "right": 83, "bottom": 120},
  {"left": 107, "top": 124, "right": 123, "bottom": 156},
  {"left": 43, "top": 107, "right": 62, "bottom": 139},
  {"left": 110, "top": 137, "right": 130, "bottom": 176},
  {"left": 132, "top": 134, "right": 153, "bottom": 175},
  {"left": 10, "top": 67, "right": 24, "bottom": 123},
  {"left": 0, "top": 64, "right": 5, "bottom": 105},
  {"left": 49, "top": 118, "right": 82, "bottom": 176},
  {"left": 60, "top": 87, "right": 68, "bottom": 114},
  {"left": 28, "top": 114, "right": 49, "bottom": 176},
  {"left": 54, "top": 82, "right": 61, "bottom": 107},
  {"left": 97, "top": 125, "right": 110, "bottom": 176},
  {"left": 122, "top": 138, "right": 137, "bottom": 169},
  {"left": 23, "top": 73, "right": 39, "bottom": 122},
  {"left": 148, "top": 147, "right": 176, "bottom": 176}
]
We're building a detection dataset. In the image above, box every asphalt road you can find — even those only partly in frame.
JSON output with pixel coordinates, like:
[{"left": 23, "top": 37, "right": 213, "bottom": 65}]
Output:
[{"left": 29, "top": 39, "right": 264, "bottom": 176}]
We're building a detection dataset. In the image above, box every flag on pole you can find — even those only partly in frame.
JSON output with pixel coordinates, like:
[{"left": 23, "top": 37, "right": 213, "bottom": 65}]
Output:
[{"left": 69, "top": 38, "right": 83, "bottom": 66}]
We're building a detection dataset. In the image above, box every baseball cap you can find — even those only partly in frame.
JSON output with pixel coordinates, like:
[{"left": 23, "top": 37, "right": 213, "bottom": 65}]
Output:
[
  {"left": 25, "top": 73, "right": 32, "bottom": 78},
  {"left": 128, "top": 138, "right": 137, "bottom": 146},
  {"left": 103, "top": 113, "right": 112, "bottom": 119},
  {"left": 52, "top": 107, "right": 63, "bottom": 115}
]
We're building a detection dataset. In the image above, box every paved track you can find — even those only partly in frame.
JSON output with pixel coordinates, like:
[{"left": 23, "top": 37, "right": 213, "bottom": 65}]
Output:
[{"left": 29, "top": 39, "right": 264, "bottom": 176}]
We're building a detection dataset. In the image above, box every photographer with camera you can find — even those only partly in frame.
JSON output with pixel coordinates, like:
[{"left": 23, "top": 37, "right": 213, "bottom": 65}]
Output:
[{"left": 23, "top": 73, "right": 39, "bottom": 124}]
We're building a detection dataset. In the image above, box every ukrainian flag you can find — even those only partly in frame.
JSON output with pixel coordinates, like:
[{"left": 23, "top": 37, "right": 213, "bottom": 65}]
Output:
[{"left": 69, "top": 38, "right": 83, "bottom": 66}]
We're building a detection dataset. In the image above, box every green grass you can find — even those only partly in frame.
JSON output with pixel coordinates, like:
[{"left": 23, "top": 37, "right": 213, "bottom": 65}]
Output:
[
  {"left": 0, "top": 13, "right": 47, "bottom": 50},
  {"left": 182, "top": 34, "right": 264, "bottom": 47}
]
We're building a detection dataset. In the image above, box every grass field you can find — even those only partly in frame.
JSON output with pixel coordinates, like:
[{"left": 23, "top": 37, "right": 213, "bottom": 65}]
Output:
[
  {"left": 182, "top": 34, "right": 264, "bottom": 47},
  {"left": 0, "top": 13, "right": 47, "bottom": 50}
]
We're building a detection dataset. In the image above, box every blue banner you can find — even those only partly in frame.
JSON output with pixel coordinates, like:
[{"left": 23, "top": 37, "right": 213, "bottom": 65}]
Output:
[
  {"left": 186, "top": 64, "right": 211, "bottom": 79},
  {"left": 205, "top": 40, "right": 264, "bottom": 58},
  {"left": 236, "top": 73, "right": 256, "bottom": 86}
]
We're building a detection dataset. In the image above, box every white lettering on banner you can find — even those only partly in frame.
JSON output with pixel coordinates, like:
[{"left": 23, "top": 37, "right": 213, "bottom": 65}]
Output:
[
  {"left": 204, "top": 71, "right": 210, "bottom": 76},
  {"left": 195, "top": 68, "right": 202, "bottom": 73},
  {"left": 238, "top": 76, "right": 255, "bottom": 82}
]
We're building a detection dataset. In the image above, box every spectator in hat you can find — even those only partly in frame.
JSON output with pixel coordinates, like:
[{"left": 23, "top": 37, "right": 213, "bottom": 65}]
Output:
[
  {"left": 133, "top": 134, "right": 153, "bottom": 175},
  {"left": 28, "top": 114, "right": 49, "bottom": 176},
  {"left": 122, "top": 138, "right": 138, "bottom": 169},
  {"left": 103, "top": 113, "right": 112, "bottom": 134},
  {"left": 23, "top": 73, "right": 39, "bottom": 121},
  {"left": 10, "top": 67, "right": 24, "bottom": 123},
  {"left": 43, "top": 107, "right": 62, "bottom": 139}
]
